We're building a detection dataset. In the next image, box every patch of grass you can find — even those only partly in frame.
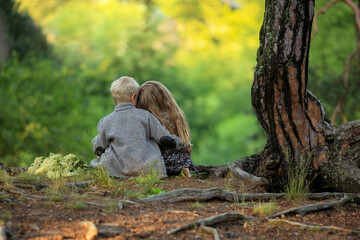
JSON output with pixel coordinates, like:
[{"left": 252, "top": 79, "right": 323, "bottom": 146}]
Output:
[
  {"left": 253, "top": 202, "right": 279, "bottom": 216},
  {"left": 44, "top": 201, "right": 56, "bottom": 207},
  {"left": 65, "top": 201, "right": 86, "bottom": 210},
  {"left": 15, "top": 172, "right": 47, "bottom": 185},
  {"left": 224, "top": 172, "right": 244, "bottom": 206},
  {"left": 104, "top": 201, "right": 118, "bottom": 213},
  {"left": 92, "top": 168, "right": 124, "bottom": 195},
  {"left": 285, "top": 152, "right": 315, "bottom": 200},
  {"left": 269, "top": 220, "right": 285, "bottom": 226},
  {"left": 307, "top": 226, "right": 322, "bottom": 231},
  {"left": 0, "top": 170, "right": 13, "bottom": 189},
  {"left": 42, "top": 188, "right": 64, "bottom": 201},
  {"left": 51, "top": 177, "right": 68, "bottom": 192},
  {"left": 191, "top": 201, "right": 205, "bottom": 209},
  {"left": 50, "top": 194, "right": 63, "bottom": 201},
  {"left": 0, "top": 193, "right": 10, "bottom": 199},
  {"left": 132, "top": 164, "right": 163, "bottom": 196},
  {"left": 0, "top": 211, "right": 11, "bottom": 221},
  {"left": 18, "top": 196, "right": 28, "bottom": 202},
  {"left": 5, "top": 201, "right": 16, "bottom": 207}
]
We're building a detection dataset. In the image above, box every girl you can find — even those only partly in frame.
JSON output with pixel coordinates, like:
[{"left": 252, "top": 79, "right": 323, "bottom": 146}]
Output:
[{"left": 136, "top": 81, "right": 198, "bottom": 176}]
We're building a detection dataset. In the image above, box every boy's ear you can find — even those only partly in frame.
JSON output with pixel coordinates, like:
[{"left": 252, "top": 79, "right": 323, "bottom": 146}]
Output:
[{"left": 130, "top": 93, "right": 137, "bottom": 105}]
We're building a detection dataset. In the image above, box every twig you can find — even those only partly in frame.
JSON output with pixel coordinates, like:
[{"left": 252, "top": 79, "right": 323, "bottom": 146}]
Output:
[
  {"left": 167, "top": 212, "right": 255, "bottom": 235},
  {"left": 268, "top": 219, "right": 360, "bottom": 233},
  {"left": 266, "top": 195, "right": 350, "bottom": 219},
  {"left": 199, "top": 225, "right": 220, "bottom": 240},
  {"left": 312, "top": 0, "right": 342, "bottom": 39}
]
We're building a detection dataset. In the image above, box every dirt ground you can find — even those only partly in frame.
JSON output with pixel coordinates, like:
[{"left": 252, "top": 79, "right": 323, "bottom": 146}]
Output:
[{"left": 1, "top": 174, "right": 360, "bottom": 240}]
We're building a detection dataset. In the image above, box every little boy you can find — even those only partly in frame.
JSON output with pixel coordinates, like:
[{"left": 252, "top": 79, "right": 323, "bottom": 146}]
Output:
[{"left": 91, "top": 76, "right": 189, "bottom": 178}]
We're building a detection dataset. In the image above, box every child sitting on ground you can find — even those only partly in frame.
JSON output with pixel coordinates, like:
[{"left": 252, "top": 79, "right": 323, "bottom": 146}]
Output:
[
  {"left": 91, "top": 76, "right": 190, "bottom": 178},
  {"left": 136, "top": 81, "right": 198, "bottom": 177}
]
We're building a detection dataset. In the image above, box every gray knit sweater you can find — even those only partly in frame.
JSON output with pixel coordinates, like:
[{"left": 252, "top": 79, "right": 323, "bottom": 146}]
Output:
[{"left": 92, "top": 103, "right": 188, "bottom": 178}]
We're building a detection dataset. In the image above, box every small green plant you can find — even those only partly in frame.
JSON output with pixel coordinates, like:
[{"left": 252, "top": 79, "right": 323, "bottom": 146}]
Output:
[
  {"left": 132, "top": 163, "right": 163, "bottom": 196},
  {"left": 28, "top": 153, "right": 87, "bottom": 180},
  {"left": 65, "top": 201, "right": 86, "bottom": 210},
  {"left": 285, "top": 152, "right": 315, "bottom": 199},
  {"left": 175, "top": 172, "right": 186, "bottom": 178},
  {"left": 145, "top": 187, "right": 168, "bottom": 197},
  {"left": 253, "top": 202, "right": 278, "bottom": 216}
]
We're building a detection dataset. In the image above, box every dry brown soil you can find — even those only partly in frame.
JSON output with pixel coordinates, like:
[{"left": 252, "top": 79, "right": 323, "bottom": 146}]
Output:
[{"left": 1, "top": 175, "right": 360, "bottom": 240}]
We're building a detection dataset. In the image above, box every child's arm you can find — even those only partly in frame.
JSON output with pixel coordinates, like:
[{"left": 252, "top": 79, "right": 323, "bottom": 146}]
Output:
[
  {"left": 148, "top": 113, "right": 189, "bottom": 152},
  {"left": 92, "top": 118, "right": 109, "bottom": 156}
]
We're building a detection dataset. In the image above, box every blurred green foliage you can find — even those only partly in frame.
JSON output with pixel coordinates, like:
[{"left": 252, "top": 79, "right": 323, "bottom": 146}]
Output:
[
  {"left": 1, "top": 0, "right": 358, "bottom": 167},
  {"left": 309, "top": 0, "right": 360, "bottom": 123}
]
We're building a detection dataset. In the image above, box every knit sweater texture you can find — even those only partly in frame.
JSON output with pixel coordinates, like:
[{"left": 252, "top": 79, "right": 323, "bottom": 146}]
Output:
[{"left": 92, "top": 103, "right": 188, "bottom": 178}]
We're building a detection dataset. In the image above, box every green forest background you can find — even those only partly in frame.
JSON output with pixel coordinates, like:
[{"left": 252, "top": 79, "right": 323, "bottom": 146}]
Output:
[{"left": 1, "top": 0, "right": 359, "bottom": 167}]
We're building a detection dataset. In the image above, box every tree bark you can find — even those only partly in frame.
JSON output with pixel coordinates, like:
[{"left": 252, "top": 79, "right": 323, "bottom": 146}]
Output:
[{"left": 234, "top": 0, "right": 360, "bottom": 192}]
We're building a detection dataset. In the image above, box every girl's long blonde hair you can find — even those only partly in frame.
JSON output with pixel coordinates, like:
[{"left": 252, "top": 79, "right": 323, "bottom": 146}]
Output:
[{"left": 136, "top": 81, "right": 191, "bottom": 145}]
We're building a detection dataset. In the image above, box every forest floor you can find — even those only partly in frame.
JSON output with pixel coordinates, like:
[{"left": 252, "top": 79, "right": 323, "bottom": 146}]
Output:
[{"left": 1, "top": 172, "right": 360, "bottom": 240}]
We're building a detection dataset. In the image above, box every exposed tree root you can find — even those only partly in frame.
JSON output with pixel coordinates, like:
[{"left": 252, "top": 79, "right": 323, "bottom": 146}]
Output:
[
  {"left": 167, "top": 212, "right": 255, "bottom": 235},
  {"left": 140, "top": 187, "right": 286, "bottom": 202},
  {"left": 268, "top": 219, "right": 360, "bottom": 233},
  {"left": 1, "top": 179, "right": 94, "bottom": 191},
  {"left": 0, "top": 161, "right": 27, "bottom": 176},
  {"left": 195, "top": 165, "right": 228, "bottom": 177},
  {"left": 166, "top": 194, "right": 358, "bottom": 237},
  {"left": 139, "top": 187, "right": 359, "bottom": 203},
  {"left": 266, "top": 195, "right": 351, "bottom": 219}
]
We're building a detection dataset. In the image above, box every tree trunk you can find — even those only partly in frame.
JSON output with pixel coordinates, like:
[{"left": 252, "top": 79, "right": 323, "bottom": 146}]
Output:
[{"left": 234, "top": 0, "right": 360, "bottom": 192}]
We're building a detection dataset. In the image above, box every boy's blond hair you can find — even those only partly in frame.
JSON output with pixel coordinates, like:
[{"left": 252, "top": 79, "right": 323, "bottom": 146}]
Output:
[{"left": 110, "top": 76, "right": 140, "bottom": 104}]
